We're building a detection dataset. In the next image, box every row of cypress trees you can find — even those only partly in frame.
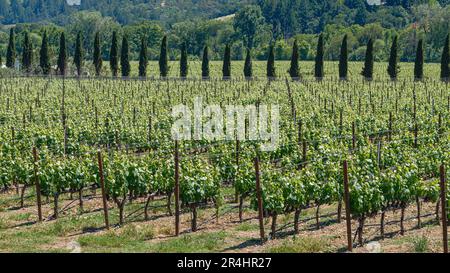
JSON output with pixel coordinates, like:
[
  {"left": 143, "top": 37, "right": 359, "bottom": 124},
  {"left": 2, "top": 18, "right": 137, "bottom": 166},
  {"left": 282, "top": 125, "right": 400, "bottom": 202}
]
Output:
[
  {"left": 4, "top": 28, "right": 68, "bottom": 76},
  {"left": 329, "top": 34, "right": 449, "bottom": 81},
  {"left": 2, "top": 28, "right": 449, "bottom": 81}
]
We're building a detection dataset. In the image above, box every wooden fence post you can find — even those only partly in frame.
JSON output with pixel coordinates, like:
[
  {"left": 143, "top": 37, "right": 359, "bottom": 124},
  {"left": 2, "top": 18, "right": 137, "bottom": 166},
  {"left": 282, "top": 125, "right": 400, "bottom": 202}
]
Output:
[
  {"left": 254, "top": 157, "right": 265, "bottom": 244},
  {"left": 33, "top": 147, "right": 42, "bottom": 222},
  {"left": 97, "top": 151, "right": 110, "bottom": 230},
  {"left": 440, "top": 165, "right": 448, "bottom": 253},
  {"left": 343, "top": 160, "right": 352, "bottom": 252}
]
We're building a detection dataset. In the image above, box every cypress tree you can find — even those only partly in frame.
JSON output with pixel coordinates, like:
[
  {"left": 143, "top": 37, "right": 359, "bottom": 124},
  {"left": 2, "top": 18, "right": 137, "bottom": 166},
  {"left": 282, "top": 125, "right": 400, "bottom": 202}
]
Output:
[
  {"left": 110, "top": 31, "right": 119, "bottom": 77},
  {"left": 315, "top": 34, "right": 324, "bottom": 80},
  {"left": 22, "top": 32, "right": 33, "bottom": 74},
  {"left": 202, "top": 45, "right": 210, "bottom": 80},
  {"left": 387, "top": 36, "right": 399, "bottom": 81},
  {"left": 138, "top": 37, "right": 148, "bottom": 78},
  {"left": 414, "top": 39, "right": 424, "bottom": 81},
  {"left": 339, "top": 35, "right": 348, "bottom": 80},
  {"left": 361, "top": 38, "right": 374, "bottom": 81},
  {"left": 39, "top": 31, "right": 50, "bottom": 75},
  {"left": 21, "top": 32, "right": 29, "bottom": 71},
  {"left": 159, "top": 36, "right": 168, "bottom": 78},
  {"left": 267, "top": 43, "right": 276, "bottom": 80},
  {"left": 28, "top": 43, "right": 33, "bottom": 73},
  {"left": 244, "top": 48, "right": 253, "bottom": 80},
  {"left": 222, "top": 44, "right": 231, "bottom": 80},
  {"left": 289, "top": 39, "right": 300, "bottom": 80},
  {"left": 93, "top": 32, "right": 102, "bottom": 77},
  {"left": 180, "top": 42, "right": 188, "bottom": 79},
  {"left": 57, "top": 32, "right": 67, "bottom": 76},
  {"left": 121, "top": 36, "right": 130, "bottom": 77},
  {"left": 74, "top": 32, "right": 83, "bottom": 77},
  {"left": 441, "top": 34, "right": 449, "bottom": 82},
  {"left": 6, "top": 28, "right": 16, "bottom": 68}
]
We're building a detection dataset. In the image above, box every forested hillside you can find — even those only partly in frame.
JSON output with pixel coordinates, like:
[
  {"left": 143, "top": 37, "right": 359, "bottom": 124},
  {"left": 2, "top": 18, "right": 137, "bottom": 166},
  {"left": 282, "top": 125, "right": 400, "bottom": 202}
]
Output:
[
  {"left": 0, "top": 0, "right": 253, "bottom": 25},
  {"left": 0, "top": 0, "right": 448, "bottom": 66},
  {"left": 0, "top": 0, "right": 75, "bottom": 24},
  {"left": 1, "top": 0, "right": 449, "bottom": 28},
  {"left": 258, "top": 0, "right": 449, "bottom": 35}
]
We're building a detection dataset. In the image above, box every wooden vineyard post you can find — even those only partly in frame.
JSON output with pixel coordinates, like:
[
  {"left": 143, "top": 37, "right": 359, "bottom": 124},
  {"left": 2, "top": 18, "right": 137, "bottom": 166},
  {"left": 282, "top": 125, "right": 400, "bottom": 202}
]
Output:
[
  {"left": 297, "top": 119, "right": 302, "bottom": 148},
  {"left": 438, "top": 114, "right": 442, "bottom": 142},
  {"left": 148, "top": 115, "right": 152, "bottom": 144},
  {"left": 32, "top": 147, "right": 42, "bottom": 222},
  {"left": 343, "top": 160, "right": 352, "bottom": 252},
  {"left": 254, "top": 157, "right": 265, "bottom": 244},
  {"left": 174, "top": 140, "right": 180, "bottom": 236},
  {"left": 298, "top": 119, "right": 305, "bottom": 170},
  {"left": 302, "top": 141, "right": 307, "bottom": 169},
  {"left": 376, "top": 138, "right": 382, "bottom": 169},
  {"left": 97, "top": 151, "right": 110, "bottom": 230},
  {"left": 63, "top": 125, "right": 68, "bottom": 156},
  {"left": 440, "top": 165, "right": 448, "bottom": 253},
  {"left": 235, "top": 139, "right": 240, "bottom": 203},
  {"left": 388, "top": 112, "right": 392, "bottom": 142},
  {"left": 352, "top": 122, "right": 356, "bottom": 151},
  {"left": 95, "top": 107, "right": 98, "bottom": 129},
  {"left": 414, "top": 123, "right": 418, "bottom": 148}
]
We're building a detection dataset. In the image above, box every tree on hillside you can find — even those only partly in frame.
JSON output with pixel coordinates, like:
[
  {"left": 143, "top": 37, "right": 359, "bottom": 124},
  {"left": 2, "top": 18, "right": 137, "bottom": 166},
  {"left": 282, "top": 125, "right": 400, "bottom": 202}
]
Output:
[
  {"left": 6, "top": 28, "right": 16, "bottom": 68},
  {"left": 93, "top": 32, "right": 102, "bottom": 76},
  {"left": 180, "top": 42, "right": 188, "bottom": 79},
  {"left": 138, "top": 37, "right": 148, "bottom": 78},
  {"left": 339, "top": 35, "right": 348, "bottom": 80},
  {"left": 222, "top": 44, "right": 231, "bottom": 80},
  {"left": 233, "top": 5, "right": 265, "bottom": 49},
  {"left": 244, "top": 48, "right": 253, "bottom": 80},
  {"left": 74, "top": 32, "right": 84, "bottom": 77},
  {"left": 121, "top": 36, "right": 130, "bottom": 77},
  {"left": 21, "top": 32, "right": 33, "bottom": 74},
  {"left": 289, "top": 39, "right": 300, "bottom": 80},
  {"left": 40, "top": 31, "right": 50, "bottom": 75},
  {"left": 414, "top": 39, "right": 424, "bottom": 81},
  {"left": 387, "top": 36, "right": 399, "bottom": 81},
  {"left": 441, "top": 34, "right": 449, "bottom": 82},
  {"left": 57, "top": 32, "right": 67, "bottom": 76},
  {"left": 110, "top": 31, "right": 119, "bottom": 77},
  {"left": 202, "top": 45, "right": 210, "bottom": 80},
  {"left": 267, "top": 43, "right": 276, "bottom": 80},
  {"left": 315, "top": 34, "right": 324, "bottom": 81},
  {"left": 361, "top": 38, "right": 374, "bottom": 81},
  {"left": 159, "top": 36, "right": 169, "bottom": 78}
]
